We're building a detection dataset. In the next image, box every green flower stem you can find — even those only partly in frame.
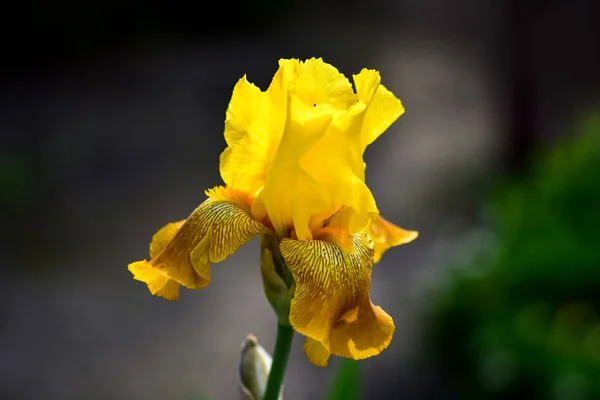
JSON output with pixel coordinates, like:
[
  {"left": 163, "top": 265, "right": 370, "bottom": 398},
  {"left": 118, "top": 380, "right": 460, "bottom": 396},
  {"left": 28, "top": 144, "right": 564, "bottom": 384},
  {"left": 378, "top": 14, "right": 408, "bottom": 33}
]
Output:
[{"left": 263, "top": 323, "right": 294, "bottom": 400}]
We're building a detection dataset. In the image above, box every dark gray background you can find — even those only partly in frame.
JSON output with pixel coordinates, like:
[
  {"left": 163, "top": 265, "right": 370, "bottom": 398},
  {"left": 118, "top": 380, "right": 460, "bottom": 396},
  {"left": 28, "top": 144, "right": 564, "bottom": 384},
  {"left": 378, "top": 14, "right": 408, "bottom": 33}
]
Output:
[{"left": 1, "top": 0, "right": 599, "bottom": 398}]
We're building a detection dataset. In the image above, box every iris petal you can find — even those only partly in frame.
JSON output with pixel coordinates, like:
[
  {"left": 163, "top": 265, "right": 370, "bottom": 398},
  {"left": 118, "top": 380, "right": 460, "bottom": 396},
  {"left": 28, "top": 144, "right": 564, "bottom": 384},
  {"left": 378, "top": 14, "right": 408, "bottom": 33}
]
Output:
[
  {"left": 280, "top": 229, "right": 394, "bottom": 366},
  {"left": 219, "top": 61, "right": 296, "bottom": 196},
  {"left": 303, "top": 338, "right": 331, "bottom": 367},
  {"left": 129, "top": 220, "right": 185, "bottom": 300},
  {"left": 256, "top": 93, "right": 333, "bottom": 239},
  {"left": 221, "top": 59, "right": 407, "bottom": 242},
  {"left": 129, "top": 261, "right": 181, "bottom": 301},
  {"left": 353, "top": 69, "right": 405, "bottom": 148},
  {"left": 368, "top": 215, "right": 419, "bottom": 263},
  {"left": 291, "top": 57, "right": 357, "bottom": 110},
  {"left": 128, "top": 186, "right": 270, "bottom": 298}
]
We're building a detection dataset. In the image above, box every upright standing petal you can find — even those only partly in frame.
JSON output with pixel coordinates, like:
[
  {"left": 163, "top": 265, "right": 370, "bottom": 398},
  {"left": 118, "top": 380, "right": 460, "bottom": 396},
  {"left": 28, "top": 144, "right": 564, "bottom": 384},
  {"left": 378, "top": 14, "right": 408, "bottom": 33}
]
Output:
[
  {"left": 255, "top": 58, "right": 372, "bottom": 240},
  {"left": 128, "top": 186, "right": 270, "bottom": 297},
  {"left": 300, "top": 68, "right": 405, "bottom": 236},
  {"left": 220, "top": 77, "right": 280, "bottom": 196},
  {"left": 353, "top": 69, "right": 405, "bottom": 148},
  {"left": 301, "top": 108, "right": 379, "bottom": 236},
  {"left": 220, "top": 60, "right": 297, "bottom": 196},
  {"left": 279, "top": 229, "right": 395, "bottom": 366},
  {"left": 220, "top": 68, "right": 287, "bottom": 194},
  {"left": 291, "top": 57, "right": 357, "bottom": 110},
  {"left": 225, "top": 59, "right": 407, "bottom": 242},
  {"left": 256, "top": 94, "right": 333, "bottom": 240}
]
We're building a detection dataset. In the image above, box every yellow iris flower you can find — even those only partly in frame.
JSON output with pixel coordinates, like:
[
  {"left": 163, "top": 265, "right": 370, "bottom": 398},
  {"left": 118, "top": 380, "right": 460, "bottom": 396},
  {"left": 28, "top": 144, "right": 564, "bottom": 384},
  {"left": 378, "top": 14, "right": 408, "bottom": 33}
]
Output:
[{"left": 128, "top": 58, "right": 418, "bottom": 366}]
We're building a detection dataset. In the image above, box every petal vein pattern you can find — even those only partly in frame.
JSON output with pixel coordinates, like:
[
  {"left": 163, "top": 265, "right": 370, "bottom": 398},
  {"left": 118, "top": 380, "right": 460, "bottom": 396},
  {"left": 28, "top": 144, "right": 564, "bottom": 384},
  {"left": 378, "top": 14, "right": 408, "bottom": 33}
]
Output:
[
  {"left": 280, "top": 229, "right": 395, "bottom": 366},
  {"left": 128, "top": 58, "right": 418, "bottom": 368},
  {"left": 128, "top": 187, "right": 270, "bottom": 299}
]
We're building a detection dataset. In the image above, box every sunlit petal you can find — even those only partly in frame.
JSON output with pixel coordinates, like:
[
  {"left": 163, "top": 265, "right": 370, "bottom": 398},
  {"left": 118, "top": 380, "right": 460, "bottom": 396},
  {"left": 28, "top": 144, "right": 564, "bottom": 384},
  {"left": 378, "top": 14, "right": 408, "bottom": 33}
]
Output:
[
  {"left": 129, "top": 220, "right": 185, "bottom": 300},
  {"left": 368, "top": 215, "right": 419, "bottom": 263},
  {"left": 128, "top": 186, "right": 270, "bottom": 298},
  {"left": 280, "top": 229, "right": 394, "bottom": 366}
]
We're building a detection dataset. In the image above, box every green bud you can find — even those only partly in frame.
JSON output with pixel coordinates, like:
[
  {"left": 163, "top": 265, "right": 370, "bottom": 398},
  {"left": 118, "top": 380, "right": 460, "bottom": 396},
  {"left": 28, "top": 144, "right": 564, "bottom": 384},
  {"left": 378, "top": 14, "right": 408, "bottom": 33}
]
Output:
[{"left": 260, "top": 235, "right": 295, "bottom": 326}]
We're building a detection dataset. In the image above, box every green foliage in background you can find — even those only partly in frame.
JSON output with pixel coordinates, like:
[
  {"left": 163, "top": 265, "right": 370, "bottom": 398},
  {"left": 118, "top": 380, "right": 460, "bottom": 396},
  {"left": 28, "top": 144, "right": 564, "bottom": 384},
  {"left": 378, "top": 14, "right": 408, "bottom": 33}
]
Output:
[{"left": 424, "top": 116, "right": 600, "bottom": 400}]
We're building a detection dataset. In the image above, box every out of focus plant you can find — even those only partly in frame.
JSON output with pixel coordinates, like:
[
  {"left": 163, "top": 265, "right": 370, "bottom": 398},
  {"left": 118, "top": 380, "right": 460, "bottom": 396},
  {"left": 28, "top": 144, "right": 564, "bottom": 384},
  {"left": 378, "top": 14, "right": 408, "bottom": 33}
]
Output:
[{"left": 424, "top": 115, "right": 600, "bottom": 400}]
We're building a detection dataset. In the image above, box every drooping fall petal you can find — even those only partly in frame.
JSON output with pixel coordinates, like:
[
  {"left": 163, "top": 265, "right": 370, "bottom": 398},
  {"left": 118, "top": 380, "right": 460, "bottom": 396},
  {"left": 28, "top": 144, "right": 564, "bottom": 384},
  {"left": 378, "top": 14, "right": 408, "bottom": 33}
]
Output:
[
  {"left": 367, "top": 215, "right": 419, "bottom": 263},
  {"left": 303, "top": 338, "right": 331, "bottom": 367},
  {"left": 129, "top": 262, "right": 180, "bottom": 300},
  {"left": 129, "top": 220, "right": 185, "bottom": 300},
  {"left": 149, "top": 221, "right": 186, "bottom": 259},
  {"left": 279, "top": 229, "right": 395, "bottom": 366},
  {"left": 128, "top": 186, "right": 270, "bottom": 298}
]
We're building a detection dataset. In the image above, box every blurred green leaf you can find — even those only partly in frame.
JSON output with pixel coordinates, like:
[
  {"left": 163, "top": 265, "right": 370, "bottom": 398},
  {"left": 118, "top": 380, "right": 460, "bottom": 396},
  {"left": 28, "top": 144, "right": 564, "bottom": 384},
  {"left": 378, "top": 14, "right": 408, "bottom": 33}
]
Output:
[
  {"left": 326, "top": 359, "right": 361, "bottom": 400},
  {"left": 424, "top": 113, "right": 600, "bottom": 399},
  {"left": 0, "top": 152, "right": 31, "bottom": 207}
]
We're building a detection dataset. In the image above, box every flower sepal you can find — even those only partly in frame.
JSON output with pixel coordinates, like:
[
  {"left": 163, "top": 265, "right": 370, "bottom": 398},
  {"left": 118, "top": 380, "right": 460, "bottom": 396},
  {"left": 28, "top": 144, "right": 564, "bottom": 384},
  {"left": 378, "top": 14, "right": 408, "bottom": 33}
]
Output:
[{"left": 260, "top": 235, "right": 295, "bottom": 326}]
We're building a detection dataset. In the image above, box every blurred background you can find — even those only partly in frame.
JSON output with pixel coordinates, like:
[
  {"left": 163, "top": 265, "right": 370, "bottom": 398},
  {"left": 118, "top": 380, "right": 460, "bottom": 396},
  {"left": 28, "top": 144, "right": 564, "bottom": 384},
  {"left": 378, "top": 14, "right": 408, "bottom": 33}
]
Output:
[{"left": 1, "top": 0, "right": 600, "bottom": 399}]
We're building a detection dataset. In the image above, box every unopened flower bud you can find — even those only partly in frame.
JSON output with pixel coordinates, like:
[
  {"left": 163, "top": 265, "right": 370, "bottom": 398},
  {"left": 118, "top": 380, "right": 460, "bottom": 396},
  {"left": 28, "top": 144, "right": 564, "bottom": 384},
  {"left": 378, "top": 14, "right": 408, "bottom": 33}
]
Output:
[
  {"left": 260, "top": 236, "right": 294, "bottom": 326},
  {"left": 239, "top": 334, "right": 283, "bottom": 400}
]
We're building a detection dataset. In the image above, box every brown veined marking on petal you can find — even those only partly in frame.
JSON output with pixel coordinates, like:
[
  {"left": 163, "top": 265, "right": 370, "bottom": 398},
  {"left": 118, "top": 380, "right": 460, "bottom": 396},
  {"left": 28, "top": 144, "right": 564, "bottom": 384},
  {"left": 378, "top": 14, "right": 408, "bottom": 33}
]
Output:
[
  {"left": 148, "top": 211, "right": 211, "bottom": 289},
  {"left": 312, "top": 226, "right": 354, "bottom": 254},
  {"left": 150, "top": 220, "right": 186, "bottom": 258},
  {"left": 280, "top": 229, "right": 395, "bottom": 366},
  {"left": 203, "top": 198, "right": 271, "bottom": 263},
  {"left": 329, "top": 231, "right": 395, "bottom": 361},
  {"left": 279, "top": 237, "right": 344, "bottom": 347},
  {"left": 132, "top": 186, "right": 270, "bottom": 294},
  {"left": 279, "top": 230, "right": 367, "bottom": 345},
  {"left": 189, "top": 229, "right": 212, "bottom": 281}
]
